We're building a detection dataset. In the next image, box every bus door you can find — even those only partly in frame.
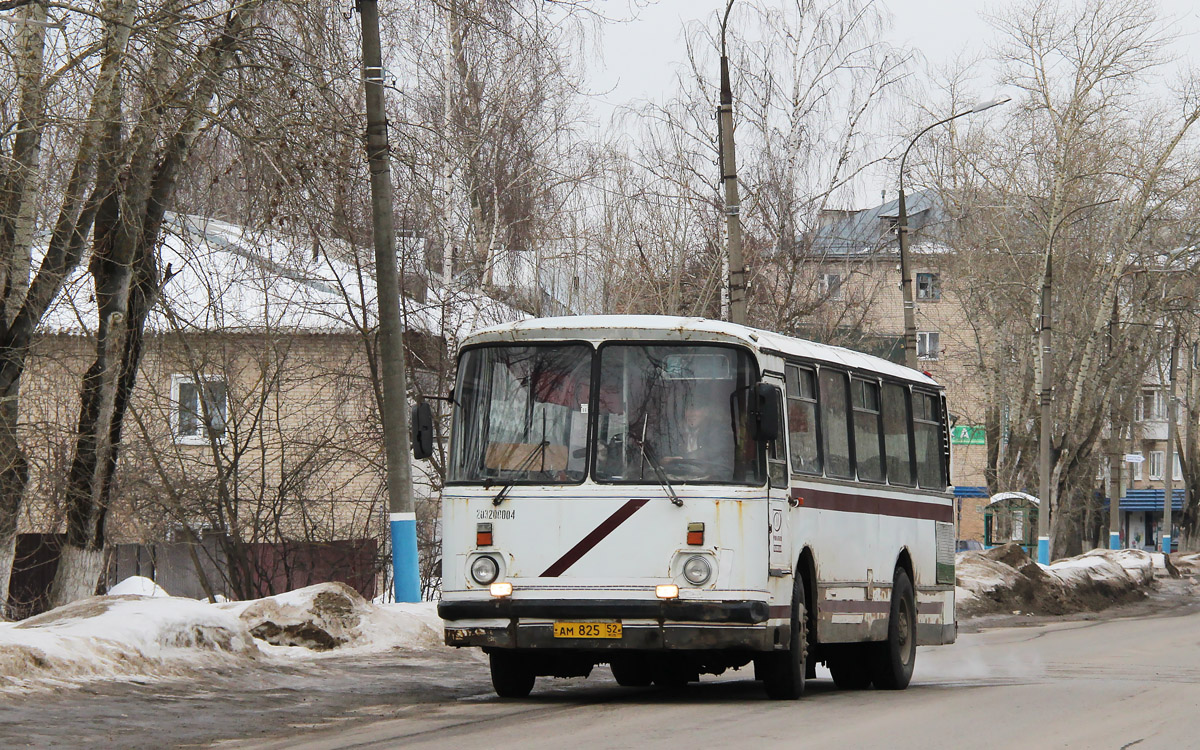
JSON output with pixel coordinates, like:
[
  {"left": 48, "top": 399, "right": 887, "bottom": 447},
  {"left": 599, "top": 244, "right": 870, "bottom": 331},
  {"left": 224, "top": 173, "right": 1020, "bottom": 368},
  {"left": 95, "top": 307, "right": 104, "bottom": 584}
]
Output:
[{"left": 763, "top": 378, "right": 791, "bottom": 576}]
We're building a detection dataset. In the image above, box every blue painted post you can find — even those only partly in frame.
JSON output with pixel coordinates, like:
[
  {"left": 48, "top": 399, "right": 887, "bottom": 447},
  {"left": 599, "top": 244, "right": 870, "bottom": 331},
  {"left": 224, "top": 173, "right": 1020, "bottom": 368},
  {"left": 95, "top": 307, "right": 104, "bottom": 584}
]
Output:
[
  {"left": 391, "top": 512, "right": 421, "bottom": 602},
  {"left": 1037, "top": 536, "right": 1050, "bottom": 565},
  {"left": 1162, "top": 534, "right": 1172, "bottom": 556},
  {"left": 1109, "top": 531, "right": 1120, "bottom": 551}
]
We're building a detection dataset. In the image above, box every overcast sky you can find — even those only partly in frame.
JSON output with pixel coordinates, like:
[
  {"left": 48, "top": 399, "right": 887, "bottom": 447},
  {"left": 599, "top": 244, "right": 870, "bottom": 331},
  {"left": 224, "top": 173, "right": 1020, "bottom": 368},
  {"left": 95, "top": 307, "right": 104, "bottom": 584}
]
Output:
[
  {"left": 593, "top": 0, "right": 1200, "bottom": 106},
  {"left": 589, "top": 0, "right": 1200, "bottom": 205}
]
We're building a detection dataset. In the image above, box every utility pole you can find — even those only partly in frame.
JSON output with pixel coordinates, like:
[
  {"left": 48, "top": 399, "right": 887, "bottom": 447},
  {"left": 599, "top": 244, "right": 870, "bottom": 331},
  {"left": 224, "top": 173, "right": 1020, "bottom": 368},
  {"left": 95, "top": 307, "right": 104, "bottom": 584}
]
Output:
[
  {"left": 896, "top": 99, "right": 1008, "bottom": 370},
  {"left": 717, "top": 1, "right": 746, "bottom": 326},
  {"left": 359, "top": 0, "right": 421, "bottom": 602},
  {"left": 897, "top": 189, "right": 918, "bottom": 369},
  {"left": 1163, "top": 329, "right": 1179, "bottom": 557},
  {"left": 1108, "top": 297, "right": 1121, "bottom": 550},
  {"left": 1038, "top": 243, "right": 1053, "bottom": 565}
]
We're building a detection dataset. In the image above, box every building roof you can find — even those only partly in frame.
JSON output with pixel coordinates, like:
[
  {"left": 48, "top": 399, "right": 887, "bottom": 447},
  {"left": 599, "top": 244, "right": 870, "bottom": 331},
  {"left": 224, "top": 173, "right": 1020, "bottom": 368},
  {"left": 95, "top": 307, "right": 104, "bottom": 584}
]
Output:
[
  {"left": 808, "top": 189, "right": 948, "bottom": 257},
  {"left": 38, "top": 214, "right": 524, "bottom": 339},
  {"left": 464, "top": 314, "right": 941, "bottom": 387}
]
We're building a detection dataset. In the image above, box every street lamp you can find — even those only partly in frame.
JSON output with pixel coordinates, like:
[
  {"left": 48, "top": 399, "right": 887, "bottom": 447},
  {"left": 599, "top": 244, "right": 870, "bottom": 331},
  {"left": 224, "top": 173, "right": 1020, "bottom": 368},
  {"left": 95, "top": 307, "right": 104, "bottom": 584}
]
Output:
[{"left": 897, "top": 97, "right": 1009, "bottom": 369}]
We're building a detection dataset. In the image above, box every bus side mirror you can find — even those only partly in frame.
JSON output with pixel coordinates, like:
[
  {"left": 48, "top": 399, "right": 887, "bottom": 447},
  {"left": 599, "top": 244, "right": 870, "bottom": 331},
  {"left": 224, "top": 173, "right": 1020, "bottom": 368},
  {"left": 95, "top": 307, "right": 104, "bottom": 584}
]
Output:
[
  {"left": 411, "top": 402, "right": 434, "bottom": 460},
  {"left": 753, "top": 383, "right": 780, "bottom": 441}
]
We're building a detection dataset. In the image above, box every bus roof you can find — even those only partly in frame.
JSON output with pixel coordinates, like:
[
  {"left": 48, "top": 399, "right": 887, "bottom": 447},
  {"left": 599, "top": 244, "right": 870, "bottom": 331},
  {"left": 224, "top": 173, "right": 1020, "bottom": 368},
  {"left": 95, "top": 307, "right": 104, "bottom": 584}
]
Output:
[{"left": 461, "top": 315, "right": 941, "bottom": 388}]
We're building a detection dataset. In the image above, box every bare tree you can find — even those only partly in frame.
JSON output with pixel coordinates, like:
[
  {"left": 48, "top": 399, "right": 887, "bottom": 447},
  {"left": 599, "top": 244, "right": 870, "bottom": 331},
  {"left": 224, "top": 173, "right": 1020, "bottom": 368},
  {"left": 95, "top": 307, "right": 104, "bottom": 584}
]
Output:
[{"left": 932, "top": 0, "right": 1200, "bottom": 556}]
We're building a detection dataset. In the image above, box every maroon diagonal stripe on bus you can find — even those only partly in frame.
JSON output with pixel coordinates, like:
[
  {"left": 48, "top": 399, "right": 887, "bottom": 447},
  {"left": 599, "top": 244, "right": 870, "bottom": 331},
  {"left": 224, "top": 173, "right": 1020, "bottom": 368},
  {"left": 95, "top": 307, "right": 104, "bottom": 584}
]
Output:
[
  {"left": 541, "top": 497, "right": 652, "bottom": 577},
  {"left": 792, "top": 487, "right": 953, "bottom": 522}
]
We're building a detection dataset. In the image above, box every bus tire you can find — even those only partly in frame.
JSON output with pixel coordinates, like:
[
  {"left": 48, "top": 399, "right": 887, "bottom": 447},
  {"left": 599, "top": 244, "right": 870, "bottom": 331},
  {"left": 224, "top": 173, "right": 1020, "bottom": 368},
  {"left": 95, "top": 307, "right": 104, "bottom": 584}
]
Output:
[
  {"left": 610, "top": 657, "right": 653, "bottom": 687},
  {"left": 761, "top": 574, "right": 806, "bottom": 700},
  {"left": 827, "top": 645, "right": 873, "bottom": 690},
  {"left": 872, "top": 568, "right": 916, "bottom": 690},
  {"left": 490, "top": 650, "right": 535, "bottom": 698}
]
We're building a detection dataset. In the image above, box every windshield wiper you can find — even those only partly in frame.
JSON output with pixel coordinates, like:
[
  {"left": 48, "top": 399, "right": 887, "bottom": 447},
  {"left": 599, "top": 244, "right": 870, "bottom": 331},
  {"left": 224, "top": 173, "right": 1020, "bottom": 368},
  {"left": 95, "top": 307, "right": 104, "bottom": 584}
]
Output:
[
  {"left": 633, "top": 414, "right": 681, "bottom": 507},
  {"left": 639, "top": 442, "right": 683, "bottom": 507},
  {"left": 492, "top": 439, "right": 550, "bottom": 506}
]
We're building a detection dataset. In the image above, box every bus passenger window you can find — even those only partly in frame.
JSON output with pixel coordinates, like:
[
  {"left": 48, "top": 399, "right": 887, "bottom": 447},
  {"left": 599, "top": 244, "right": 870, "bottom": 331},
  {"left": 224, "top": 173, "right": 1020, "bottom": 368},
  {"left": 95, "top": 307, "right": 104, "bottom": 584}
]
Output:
[
  {"left": 819, "top": 369, "right": 853, "bottom": 479},
  {"left": 914, "top": 392, "right": 945, "bottom": 489},
  {"left": 785, "top": 365, "right": 821, "bottom": 475},
  {"left": 852, "top": 379, "right": 883, "bottom": 482},
  {"left": 882, "top": 383, "right": 914, "bottom": 486}
]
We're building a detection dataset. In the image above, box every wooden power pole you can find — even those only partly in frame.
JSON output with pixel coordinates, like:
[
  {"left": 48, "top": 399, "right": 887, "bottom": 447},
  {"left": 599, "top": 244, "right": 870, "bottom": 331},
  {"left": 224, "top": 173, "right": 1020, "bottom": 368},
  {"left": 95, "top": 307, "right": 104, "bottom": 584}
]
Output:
[
  {"left": 359, "top": 0, "right": 421, "bottom": 602},
  {"left": 717, "top": 2, "right": 746, "bottom": 326}
]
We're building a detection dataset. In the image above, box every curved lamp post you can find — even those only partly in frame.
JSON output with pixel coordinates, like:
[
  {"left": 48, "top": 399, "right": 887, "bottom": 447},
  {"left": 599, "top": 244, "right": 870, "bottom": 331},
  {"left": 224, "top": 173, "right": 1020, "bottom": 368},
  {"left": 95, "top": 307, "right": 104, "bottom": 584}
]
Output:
[{"left": 897, "top": 98, "right": 1009, "bottom": 369}]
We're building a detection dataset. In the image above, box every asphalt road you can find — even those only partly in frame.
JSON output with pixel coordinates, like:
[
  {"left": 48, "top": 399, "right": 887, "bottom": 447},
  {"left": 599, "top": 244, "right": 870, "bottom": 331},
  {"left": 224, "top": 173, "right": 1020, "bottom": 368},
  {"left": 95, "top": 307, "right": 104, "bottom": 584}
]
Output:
[
  {"left": 1, "top": 588, "right": 1197, "bottom": 749},
  {"left": 232, "top": 598, "right": 1200, "bottom": 750}
]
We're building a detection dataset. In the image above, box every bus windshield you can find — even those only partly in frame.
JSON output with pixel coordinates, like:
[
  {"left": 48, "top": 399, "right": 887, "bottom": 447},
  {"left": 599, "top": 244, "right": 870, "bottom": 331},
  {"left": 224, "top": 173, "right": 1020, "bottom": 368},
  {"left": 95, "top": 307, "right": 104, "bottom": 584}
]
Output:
[
  {"left": 450, "top": 344, "right": 592, "bottom": 484},
  {"left": 594, "top": 344, "right": 761, "bottom": 485}
]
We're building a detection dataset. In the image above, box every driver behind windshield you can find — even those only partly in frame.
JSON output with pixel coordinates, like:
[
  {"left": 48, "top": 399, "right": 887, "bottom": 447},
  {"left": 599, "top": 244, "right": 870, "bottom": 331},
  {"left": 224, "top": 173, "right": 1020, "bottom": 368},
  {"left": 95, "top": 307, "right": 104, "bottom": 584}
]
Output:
[{"left": 657, "top": 399, "right": 735, "bottom": 480}]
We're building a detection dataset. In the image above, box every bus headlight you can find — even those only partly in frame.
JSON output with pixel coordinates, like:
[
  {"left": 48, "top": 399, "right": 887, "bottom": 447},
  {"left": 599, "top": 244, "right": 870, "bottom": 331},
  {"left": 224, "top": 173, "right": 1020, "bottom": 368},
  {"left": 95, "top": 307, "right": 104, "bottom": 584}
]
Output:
[
  {"left": 682, "top": 555, "right": 713, "bottom": 585},
  {"left": 470, "top": 555, "right": 500, "bottom": 585}
]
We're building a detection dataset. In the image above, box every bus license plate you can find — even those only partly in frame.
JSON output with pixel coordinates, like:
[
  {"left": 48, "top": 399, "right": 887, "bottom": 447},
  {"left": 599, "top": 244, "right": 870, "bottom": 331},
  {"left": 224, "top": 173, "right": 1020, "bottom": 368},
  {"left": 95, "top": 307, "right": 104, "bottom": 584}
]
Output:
[{"left": 553, "top": 622, "right": 622, "bottom": 639}]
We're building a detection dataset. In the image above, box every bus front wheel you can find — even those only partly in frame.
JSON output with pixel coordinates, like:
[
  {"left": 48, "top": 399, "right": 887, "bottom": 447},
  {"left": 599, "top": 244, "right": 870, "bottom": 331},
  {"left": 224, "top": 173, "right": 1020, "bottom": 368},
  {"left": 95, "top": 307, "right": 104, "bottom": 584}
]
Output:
[
  {"left": 760, "top": 575, "right": 807, "bottom": 700},
  {"left": 490, "top": 650, "right": 535, "bottom": 698},
  {"left": 872, "top": 568, "right": 917, "bottom": 690}
]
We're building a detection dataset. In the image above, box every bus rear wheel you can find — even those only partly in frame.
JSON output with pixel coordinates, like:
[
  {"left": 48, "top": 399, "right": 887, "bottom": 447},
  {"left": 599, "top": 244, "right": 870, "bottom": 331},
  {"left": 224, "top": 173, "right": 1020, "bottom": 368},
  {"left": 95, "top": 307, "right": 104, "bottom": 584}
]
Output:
[
  {"left": 760, "top": 575, "right": 807, "bottom": 700},
  {"left": 490, "top": 650, "right": 535, "bottom": 698},
  {"left": 871, "top": 568, "right": 917, "bottom": 690}
]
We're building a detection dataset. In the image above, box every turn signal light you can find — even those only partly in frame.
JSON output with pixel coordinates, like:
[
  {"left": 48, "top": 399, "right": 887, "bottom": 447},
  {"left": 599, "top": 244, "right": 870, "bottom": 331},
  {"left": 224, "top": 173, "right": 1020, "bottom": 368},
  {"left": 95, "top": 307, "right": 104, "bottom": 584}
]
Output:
[
  {"left": 477, "top": 522, "right": 493, "bottom": 547},
  {"left": 655, "top": 584, "right": 679, "bottom": 599},
  {"left": 490, "top": 581, "right": 513, "bottom": 597},
  {"left": 687, "top": 522, "right": 704, "bottom": 546}
]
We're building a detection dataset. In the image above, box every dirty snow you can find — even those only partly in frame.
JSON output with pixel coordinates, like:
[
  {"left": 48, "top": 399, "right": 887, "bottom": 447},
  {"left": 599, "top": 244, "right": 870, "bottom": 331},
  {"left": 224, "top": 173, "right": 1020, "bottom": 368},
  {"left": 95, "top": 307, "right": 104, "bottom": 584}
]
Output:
[
  {"left": 956, "top": 544, "right": 1157, "bottom": 617},
  {"left": 0, "top": 582, "right": 443, "bottom": 694},
  {"left": 0, "top": 596, "right": 258, "bottom": 692},
  {"left": 218, "top": 582, "right": 442, "bottom": 655}
]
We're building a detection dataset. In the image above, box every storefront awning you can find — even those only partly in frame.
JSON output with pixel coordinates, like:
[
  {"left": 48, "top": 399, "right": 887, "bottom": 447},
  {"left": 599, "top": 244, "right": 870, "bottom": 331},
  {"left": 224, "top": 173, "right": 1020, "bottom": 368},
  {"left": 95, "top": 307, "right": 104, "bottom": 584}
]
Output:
[{"left": 1105, "top": 489, "right": 1185, "bottom": 512}]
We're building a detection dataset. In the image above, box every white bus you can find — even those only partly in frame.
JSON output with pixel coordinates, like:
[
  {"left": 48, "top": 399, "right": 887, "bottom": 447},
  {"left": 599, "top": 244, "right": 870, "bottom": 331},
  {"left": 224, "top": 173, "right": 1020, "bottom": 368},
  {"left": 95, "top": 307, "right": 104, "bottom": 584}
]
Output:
[{"left": 413, "top": 315, "right": 956, "bottom": 699}]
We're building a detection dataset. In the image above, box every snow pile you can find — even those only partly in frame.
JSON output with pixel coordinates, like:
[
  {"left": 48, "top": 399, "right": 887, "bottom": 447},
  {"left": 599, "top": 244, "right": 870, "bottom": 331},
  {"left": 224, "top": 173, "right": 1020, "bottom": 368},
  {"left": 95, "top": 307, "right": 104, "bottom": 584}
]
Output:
[
  {"left": 956, "top": 543, "right": 1152, "bottom": 617},
  {"left": 1174, "top": 552, "right": 1200, "bottom": 577},
  {"left": 108, "top": 576, "right": 172, "bottom": 598},
  {"left": 1071, "top": 549, "right": 1155, "bottom": 587},
  {"left": 0, "top": 595, "right": 258, "bottom": 692},
  {"left": 954, "top": 550, "right": 1027, "bottom": 608},
  {"left": 218, "top": 582, "right": 441, "bottom": 654},
  {"left": 0, "top": 582, "right": 444, "bottom": 693}
]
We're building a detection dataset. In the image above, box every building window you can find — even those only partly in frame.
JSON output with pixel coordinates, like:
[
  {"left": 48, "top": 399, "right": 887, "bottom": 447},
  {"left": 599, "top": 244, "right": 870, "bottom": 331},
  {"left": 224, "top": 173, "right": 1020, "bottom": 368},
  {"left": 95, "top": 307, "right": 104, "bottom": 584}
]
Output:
[
  {"left": 916, "top": 272, "right": 941, "bottom": 300},
  {"left": 917, "top": 331, "right": 940, "bottom": 360},
  {"left": 1137, "top": 388, "right": 1164, "bottom": 421},
  {"left": 1174, "top": 453, "right": 1183, "bottom": 481},
  {"left": 1148, "top": 450, "right": 1164, "bottom": 481},
  {"left": 1133, "top": 454, "right": 1143, "bottom": 481},
  {"left": 820, "top": 273, "right": 843, "bottom": 300},
  {"left": 172, "top": 374, "right": 227, "bottom": 444}
]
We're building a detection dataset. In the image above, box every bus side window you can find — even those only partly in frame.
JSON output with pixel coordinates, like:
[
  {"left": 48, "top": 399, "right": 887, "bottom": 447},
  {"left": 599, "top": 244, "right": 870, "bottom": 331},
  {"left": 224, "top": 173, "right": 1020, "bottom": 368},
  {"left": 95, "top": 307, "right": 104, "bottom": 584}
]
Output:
[
  {"left": 819, "top": 369, "right": 853, "bottom": 479},
  {"left": 914, "top": 391, "right": 944, "bottom": 489},
  {"left": 851, "top": 378, "right": 883, "bottom": 482},
  {"left": 785, "top": 365, "right": 821, "bottom": 475},
  {"left": 882, "top": 383, "right": 914, "bottom": 486}
]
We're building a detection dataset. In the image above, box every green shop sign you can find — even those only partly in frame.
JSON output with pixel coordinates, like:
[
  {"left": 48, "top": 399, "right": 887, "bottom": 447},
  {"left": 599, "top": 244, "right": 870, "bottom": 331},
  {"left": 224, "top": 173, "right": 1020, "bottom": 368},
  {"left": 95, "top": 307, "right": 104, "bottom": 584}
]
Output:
[{"left": 951, "top": 425, "right": 986, "bottom": 445}]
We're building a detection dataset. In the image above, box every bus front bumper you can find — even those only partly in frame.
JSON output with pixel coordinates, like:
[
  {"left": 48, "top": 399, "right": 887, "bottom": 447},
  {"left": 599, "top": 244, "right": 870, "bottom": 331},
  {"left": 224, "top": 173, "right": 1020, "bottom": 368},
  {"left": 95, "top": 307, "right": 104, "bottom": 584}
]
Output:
[{"left": 439, "top": 597, "right": 780, "bottom": 651}]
